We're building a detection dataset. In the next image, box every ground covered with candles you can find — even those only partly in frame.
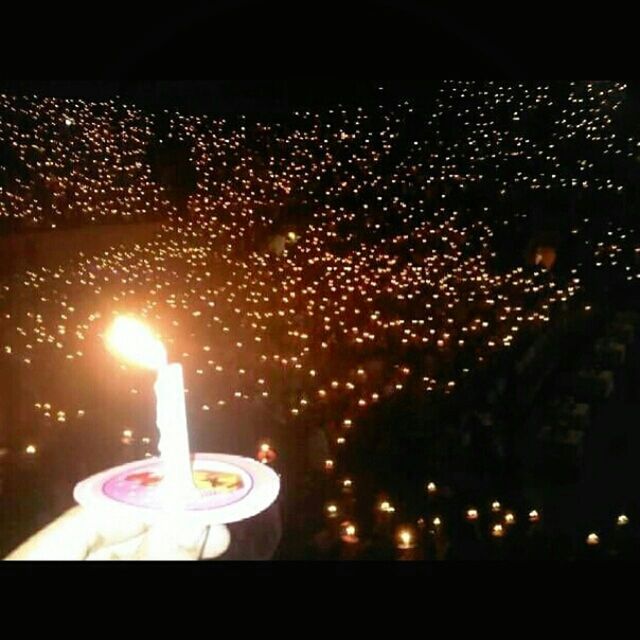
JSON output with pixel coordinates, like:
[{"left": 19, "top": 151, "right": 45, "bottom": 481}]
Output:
[{"left": 1, "top": 81, "right": 640, "bottom": 559}]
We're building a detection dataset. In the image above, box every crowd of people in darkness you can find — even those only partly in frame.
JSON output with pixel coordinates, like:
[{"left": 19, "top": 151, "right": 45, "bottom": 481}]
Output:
[{"left": 1, "top": 81, "right": 640, "bottom": 559}]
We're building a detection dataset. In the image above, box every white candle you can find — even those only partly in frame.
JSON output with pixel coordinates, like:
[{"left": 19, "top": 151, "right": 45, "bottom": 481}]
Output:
[
  {"left": 106, "top": 316, "right": 196, "bottom": 508},
  {"left": 155, "top": 362, "right": 195, "bottom": 505}
]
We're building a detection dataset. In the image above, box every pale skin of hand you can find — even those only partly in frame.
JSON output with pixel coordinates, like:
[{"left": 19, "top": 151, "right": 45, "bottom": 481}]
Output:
[{"left": 4, "top": 506, "right": 231, "bottom": 561}]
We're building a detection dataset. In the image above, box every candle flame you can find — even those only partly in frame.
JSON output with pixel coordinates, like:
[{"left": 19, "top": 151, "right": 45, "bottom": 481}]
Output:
[{"left": 106, "top": 316, "right": 167, "bottom": 369}]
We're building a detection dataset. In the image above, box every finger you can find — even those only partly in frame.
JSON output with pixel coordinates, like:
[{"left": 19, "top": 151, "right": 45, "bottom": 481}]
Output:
[
  {"left": 198, "top": 524, "right": 231, "bottom": 560},
  {"left": 136, "top": 532, "right": 198, "bottom": 560},
  {"left": 133, "top": 523, "right": 230, "bottom": 560},
  {"left": 87, "top": 512, "right": 149, "bottom": 554},
  {"left": 86, "top": 530, "right": 148, "bottom": 561},
  {"left": 5, "top": 506, "right": 97, "bottom": 560}
]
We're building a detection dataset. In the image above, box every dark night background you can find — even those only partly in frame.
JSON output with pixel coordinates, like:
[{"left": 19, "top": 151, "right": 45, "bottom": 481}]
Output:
[
  {"left": 0, "top": 2, "right": 637, "bottom": 79},
  {"left": 1, "top": 0, "right": 639, "bottom": 120}
]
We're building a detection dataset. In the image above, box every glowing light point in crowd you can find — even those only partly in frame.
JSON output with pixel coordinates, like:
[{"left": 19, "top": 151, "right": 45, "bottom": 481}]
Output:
[
  {"left": 340, "top": 521, "right": 358, "bottom": 544},
  {"left": 106, "top": 316, "right": 195, "bottom": 505},
  {"left": 257, "top": 442, "right": 276, "bottom": 465},
  {"left": 397, "top": 529, "right": 414, "bottom": 549},
  {"left": 325, "top": 503, "right": 339, "bottom": 518}
]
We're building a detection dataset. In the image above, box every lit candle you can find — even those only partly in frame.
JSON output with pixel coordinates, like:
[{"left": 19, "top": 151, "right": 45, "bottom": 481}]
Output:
[
  {"left": 340, "top": 521, "right": 359, "bottom": 544},
  {"left": 106, "top": 316, "right": 195, "bottom": 507},
  {"left": 396, "top": 527, "right": 416, "bottom": 550},
  {"left": 376, "top": 497, "right": 392, "bottom": 514},
  {"left": 586, "top": 532, "right": 599, "bottom": 546},
  {"left": 325, "top": 503, "right": 339, "bottom": 519},
  {"left": 257, "top": 442, "right": 276, "bottom": 465}
]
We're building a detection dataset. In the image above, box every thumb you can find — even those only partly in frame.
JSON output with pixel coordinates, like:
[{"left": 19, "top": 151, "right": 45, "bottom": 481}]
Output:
[{"left": 5, "top": 506, "right": 98, "bottom": 560}]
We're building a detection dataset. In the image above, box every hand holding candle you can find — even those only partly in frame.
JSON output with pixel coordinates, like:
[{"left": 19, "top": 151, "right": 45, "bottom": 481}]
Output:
[
  {"left": 9, "top": 315, "right": 282, "bottom": 561},
  {"left": 5, "top": 505, "right": 231, "bottom": 560}
]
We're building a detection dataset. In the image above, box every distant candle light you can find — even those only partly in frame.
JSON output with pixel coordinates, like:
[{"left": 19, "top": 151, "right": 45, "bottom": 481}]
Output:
[
  {"left": 341, "top": 521, "right": 359, "bottom": 543},
  {"left": 397, "top": 528, "right": 415, "bottom": 549},
  {"left": 379, "top": 500, "right": 395, "bottom": 513},
  {"left": 326, "top": 503, "right": 339, "bottom": 518}
]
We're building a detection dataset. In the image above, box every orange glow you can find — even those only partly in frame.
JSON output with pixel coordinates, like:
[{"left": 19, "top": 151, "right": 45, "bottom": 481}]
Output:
[{"left": 106, "top": 316, "right": 166, "bottom": 369}]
